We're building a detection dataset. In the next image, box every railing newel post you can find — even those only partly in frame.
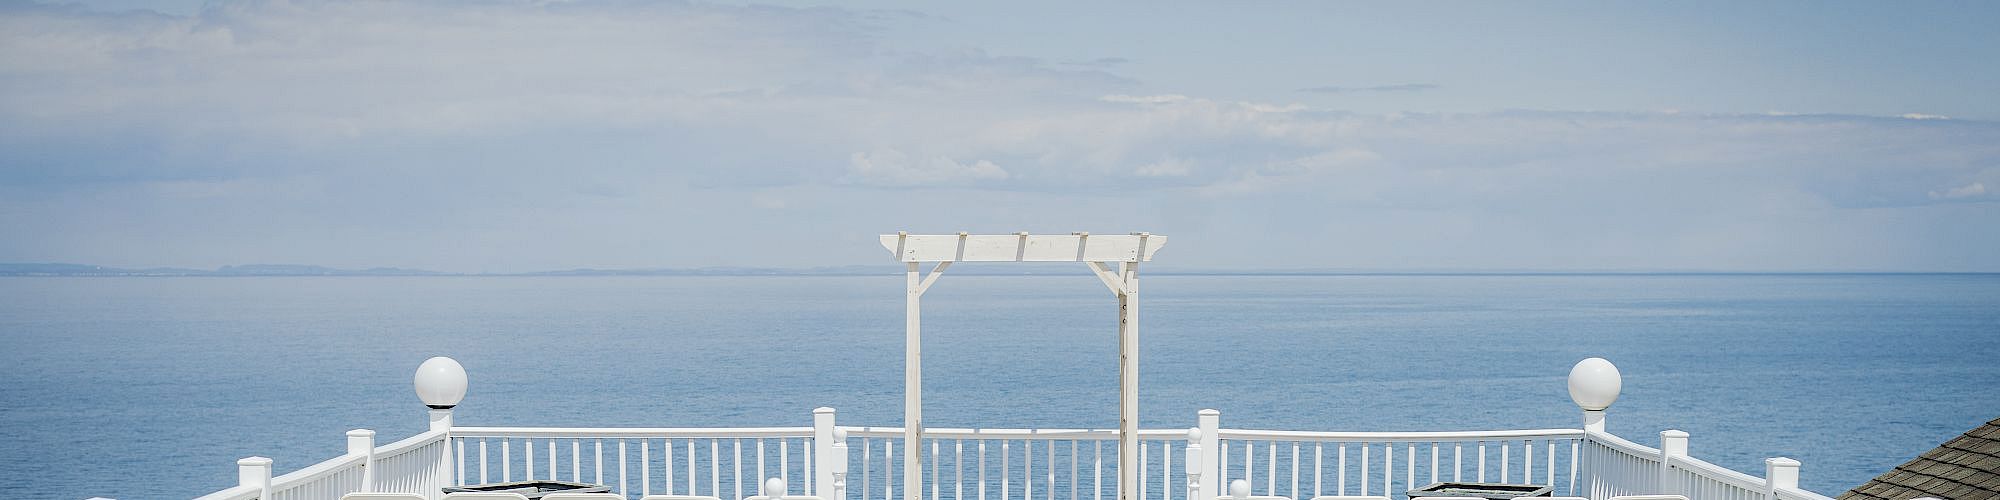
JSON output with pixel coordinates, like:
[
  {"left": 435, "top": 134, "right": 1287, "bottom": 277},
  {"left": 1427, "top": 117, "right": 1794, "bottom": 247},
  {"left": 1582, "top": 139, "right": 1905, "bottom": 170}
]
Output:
[
  {"left": 350, "top": 429, "right": 378, "bottom": 492},
  {"left": 1198, "top": 410, "right": 1219, "bottom": 500},
  {"left": 1659, "top": 430, "right": 1687, "bottom": 496},
  {"left": 1765, "top": 457, "right": 1800, "bottom": 500},
  {"left": 815, "top": 408, "right": 840, "bottom": 498},
  {"left": 238, "top": 456, "right": 273, "bottom": 499}
]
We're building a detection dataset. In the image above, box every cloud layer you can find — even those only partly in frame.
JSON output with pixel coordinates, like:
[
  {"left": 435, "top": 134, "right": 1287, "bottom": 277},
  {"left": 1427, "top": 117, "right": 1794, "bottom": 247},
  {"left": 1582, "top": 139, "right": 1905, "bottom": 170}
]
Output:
[{"left": 1, "top": 1, "right": 1996, "bottom": 271}]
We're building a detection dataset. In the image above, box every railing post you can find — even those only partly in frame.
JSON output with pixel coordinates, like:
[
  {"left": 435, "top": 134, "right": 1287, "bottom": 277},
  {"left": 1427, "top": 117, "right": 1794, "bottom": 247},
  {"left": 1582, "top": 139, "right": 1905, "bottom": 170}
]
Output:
[
  {"left": 1658, "top": 430, "right": 1687, "bottom": 496},
  {"left": 238, "top": 456, "right": 273, "bottom": 499},
  {"left": 1184, "top": 428, "right": 1203, "bottom": 500},
  {"left": 350, "top": 429, "right": 378, "bottom": 492},
  {"left": 1765, "top": 457, "right": 1800, "bottom": 500},
  {"left": 1198, "top": 409, "right": 1220, "bottom": 500},
  {"left": 815, "top": 407, "right": 839, "bottom": 498}
]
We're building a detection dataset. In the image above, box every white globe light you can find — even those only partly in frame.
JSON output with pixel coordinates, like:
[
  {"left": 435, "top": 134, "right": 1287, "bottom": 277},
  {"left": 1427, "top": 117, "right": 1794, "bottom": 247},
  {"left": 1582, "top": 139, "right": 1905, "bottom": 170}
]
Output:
[
  {"left": 1567, "top": 357, "right": 1622, "bottom": 411},
  {"left": 765, "top": 477, "right": 787, "bottom": 498},
  {"left": 414, "top": 356, "right": 468, "bottom": 409}
]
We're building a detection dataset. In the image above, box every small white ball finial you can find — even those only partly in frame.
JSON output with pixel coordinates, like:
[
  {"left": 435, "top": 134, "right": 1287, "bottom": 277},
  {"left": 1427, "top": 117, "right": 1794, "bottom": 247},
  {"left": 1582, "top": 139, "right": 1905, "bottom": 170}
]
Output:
[
  {"left": 833, "top": 428, "right": 848, "bottom": 441},
  {"left": 1567, "top": 357, "right": 1622, "bottom": 411},
  {"left": 1230, "top": 479, "right": 1249, "bottom": 499},
  {"left": 414, "top": 357, "right": 468, "bottom": 409},
  {"left": 1187, "top": 427, "right": 1201, "bottom": 442},
  {"left": 765, "top": 477, "right": 787, "bottom": 498}
]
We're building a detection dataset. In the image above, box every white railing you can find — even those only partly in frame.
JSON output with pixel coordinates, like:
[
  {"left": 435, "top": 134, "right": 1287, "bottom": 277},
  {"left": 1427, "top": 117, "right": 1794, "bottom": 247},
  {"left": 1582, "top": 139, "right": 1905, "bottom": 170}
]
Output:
[
  {"left": 1216, "top": 429, "right": 1586, "bottom": 500},
  {"left": 194, "top": 428, "right": 452, "bottom": 500},
  {"left": 448, "top": 427, "right": 817, "bottom": 499},
  {"left": 196, "top": 408, "right": 1837, "bottom": 500}
]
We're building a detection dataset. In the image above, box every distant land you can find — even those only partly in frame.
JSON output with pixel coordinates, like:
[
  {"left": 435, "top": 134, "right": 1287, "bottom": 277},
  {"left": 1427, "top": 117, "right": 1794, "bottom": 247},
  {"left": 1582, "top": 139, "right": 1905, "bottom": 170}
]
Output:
[{"left": 2, "top": 262, "right": 1994, "bottom": 277}]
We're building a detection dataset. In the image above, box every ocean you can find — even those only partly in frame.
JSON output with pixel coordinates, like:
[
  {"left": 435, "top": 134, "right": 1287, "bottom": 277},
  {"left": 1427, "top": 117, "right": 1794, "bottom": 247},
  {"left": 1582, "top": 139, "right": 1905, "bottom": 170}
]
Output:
[{"left": 1, "top": 274, "right": 1995, "bottom": 499}]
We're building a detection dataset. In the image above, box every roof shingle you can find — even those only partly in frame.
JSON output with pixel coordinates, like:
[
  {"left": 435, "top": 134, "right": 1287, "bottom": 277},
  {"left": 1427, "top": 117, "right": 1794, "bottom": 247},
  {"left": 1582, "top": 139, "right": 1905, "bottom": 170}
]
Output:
[{"left": 1841, "top": 417, "right": 2000, "bottom": 500}]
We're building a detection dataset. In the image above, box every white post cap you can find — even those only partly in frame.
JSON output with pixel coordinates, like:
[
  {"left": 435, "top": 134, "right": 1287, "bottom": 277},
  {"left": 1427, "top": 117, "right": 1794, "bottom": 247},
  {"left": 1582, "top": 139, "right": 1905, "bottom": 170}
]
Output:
[
  {"left": 1567, "top": 357, "right": 1622, "bottom": 411},
  {"left": 1229, "top": 479, "right": 1248, "bottom": 499},
  {"left": 766, "top": 477, "right": 787, "bottom": 498},
  {"left": 414, "top": 356, "right": 468, "bottom": 409}
]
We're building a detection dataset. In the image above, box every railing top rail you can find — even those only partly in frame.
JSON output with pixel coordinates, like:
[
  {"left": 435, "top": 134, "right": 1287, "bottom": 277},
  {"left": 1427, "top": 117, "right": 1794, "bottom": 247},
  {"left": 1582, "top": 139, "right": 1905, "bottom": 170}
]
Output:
[
  {"left": 268, "top": 453, "right": 365, "bottom": 488},
  {"left": 1585, "top": 429, "right": 1662, "bottom": 458},
  {"left": 1218, "top": 428, "right": 1586, "bottom": 442},
  {"left": 451, "top": 426, "right": 814, "bottom": 439},
  {"left": 1667, "top": 455, "right": 1769, "bottom": 491},
  {"left": 378, "top": 428, "right": 448, "bottom": 455}
]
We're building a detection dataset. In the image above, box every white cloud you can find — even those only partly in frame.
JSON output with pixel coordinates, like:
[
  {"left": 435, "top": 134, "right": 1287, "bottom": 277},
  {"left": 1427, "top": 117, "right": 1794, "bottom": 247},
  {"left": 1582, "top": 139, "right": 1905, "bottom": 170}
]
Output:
[
  {"left": 1901, "top": 113, "right": 1952, "bottom": 120},
  {"left": 2, "top": 1, "right": 1997, "bottom": 271},
  {"left": 1929, "top": 182, "right": 1987, "bottom": 200},
  {"left": 846, "top": 149, "right": 1009, "bottom": 186},
  {"left": 1099, "top": 94, "right": 1188, "bottom": 104}
]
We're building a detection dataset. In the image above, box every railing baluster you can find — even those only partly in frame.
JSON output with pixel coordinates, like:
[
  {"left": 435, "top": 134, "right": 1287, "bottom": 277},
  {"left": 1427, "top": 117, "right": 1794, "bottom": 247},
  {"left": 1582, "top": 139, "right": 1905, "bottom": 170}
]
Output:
[
  {"left": 1360, "top": 443, "right": 1369, "bottom": 496},
  {"left": 933, "top": 440, "right": 941, "bottom": 500},
  {"left": 758, "top": 438, "right": 767, "bottom": 495},
  {"left": 863, "top": 438, "right": 872, "bottom": 500},
  {"left": 1289, "top": 441, "right": 1298, "bottom": 500},
  {"left": 1568, "top": 440, "right": 1578, "bottom": 496},
  {"left": 665, "top": 439, "right": 675, "bottom": 495},
  {"left": 504, "top": 438, "right": 513, "bottom": 482},
  {"left": 1453, "top": 442, "right": 1462, "bottom": 482},
  {"left": 1264, "top": 440, "right": 1274, "bottom": 495},
  {"left": 643, "top": 440, "right": 652, "bottom": 496},
  {"left": 1243, "top": 441, "right": 1253, "bottom": 494},
  {"left": 573, "top": 440, "right": 582, "bottom": 483},
  {"left": 1130, "top": 439, "right": 1137, "bottom": 500},
  {"left": 1545, "top": 440, "right": 1555, "bottom": 490},
  {"left": 1501, "top": 440, "right": 1510, "bottom": 484},
  {"left": 885, "top": 438, "right": 893, "bottom": 500},
  {"left": 690, "top": 438, "right": 701, "bottom": 496},
  {"left": 620, "top": 440, "right": 630, "bottom": 495},
  {"left": 480, "top": 439, "right": 489, "bottom": 484},
  {"left": 957, "top": 439, "right": 965, "bottom": 500},
  {"left": 1069, "top": 440, "right": 1077, "bottom": 500},
  {"left": 1431, "top": 442, "right": 1440, "bottom": 485},
  {"left": 1002, "top": 440, "right": 1010, "bottom": 500},
  {"left": 1027, "top": 440, "right": 1036, "bottom": 500},
  {"left": 1405, "top": 442, "right": 1414, "bottom": 494},
  {"left": 527, "top": 438, "right": 536, "bottom": 481},
  {"left": 1336, "top": 443, "right": 1346, "bottom": 496},
  {"left": 598, "top": 439, "right": 607, "bottom": 486},
  {"left": 1313, "top": 442, "right": 1323, "bottom": 498},
  {"left": 711, "top": 438, "right": 721, "bottom": 498},
  {"left": 736, "top": 439, "right": 745, "bottom": 500},
  {"left": 783, "top": 439, "right": 791, "bottom": 491},
  {"left": 1522, "top": 440, "right": 1532, "bottom": 486},
  {"left": 1093, "top": 440, "right": 1101, "bottom": 500},
  {"left": 979, "top": 440, "right": 988, "bottom": 500},
  {"left": 1047, "top": 440, "right": 1056, "bottom": 500},
  {"left": 1384, "top": 443, "right": 1393, "bottom": 499},
  {"left": 1477, "top": 441, "right": 1487, "bottom": 483}
]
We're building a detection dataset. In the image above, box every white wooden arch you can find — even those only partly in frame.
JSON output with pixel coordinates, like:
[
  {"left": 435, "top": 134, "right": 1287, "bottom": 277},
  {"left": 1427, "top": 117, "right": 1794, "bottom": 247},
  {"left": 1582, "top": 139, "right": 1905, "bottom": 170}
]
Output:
[{"left": 880, "top": 232, "right": 1167, "bottom": 500}]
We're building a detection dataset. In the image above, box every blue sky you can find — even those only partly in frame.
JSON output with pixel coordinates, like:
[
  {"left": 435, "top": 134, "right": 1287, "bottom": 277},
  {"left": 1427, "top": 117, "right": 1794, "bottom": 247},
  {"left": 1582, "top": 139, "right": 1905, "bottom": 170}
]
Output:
[{"left": 1, "top": 0, "right": 1996, "bottom": 272}]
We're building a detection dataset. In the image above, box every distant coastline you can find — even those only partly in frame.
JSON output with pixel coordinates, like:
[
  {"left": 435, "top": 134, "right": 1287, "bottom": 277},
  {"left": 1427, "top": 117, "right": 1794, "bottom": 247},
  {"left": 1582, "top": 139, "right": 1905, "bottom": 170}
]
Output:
[{"left": 3, "top": 262, "right": 1995, "bottom": 277}]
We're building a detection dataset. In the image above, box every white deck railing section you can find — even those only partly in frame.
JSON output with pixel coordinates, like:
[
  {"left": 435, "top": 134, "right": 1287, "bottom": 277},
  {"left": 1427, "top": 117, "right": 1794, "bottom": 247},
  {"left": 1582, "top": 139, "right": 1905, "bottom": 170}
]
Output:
[
  {"left": 192, "top": 357, "right": 1840, "bottom": 500},
  {"left": 193, "top": 409, "right": 1837, "bottom": 500}
]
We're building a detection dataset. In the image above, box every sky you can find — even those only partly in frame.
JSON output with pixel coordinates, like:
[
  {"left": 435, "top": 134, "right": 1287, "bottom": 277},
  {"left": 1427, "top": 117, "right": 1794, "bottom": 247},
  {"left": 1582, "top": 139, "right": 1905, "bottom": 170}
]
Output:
[{"left": 1, "top": 0, "right": 1997, "bottom": 272}]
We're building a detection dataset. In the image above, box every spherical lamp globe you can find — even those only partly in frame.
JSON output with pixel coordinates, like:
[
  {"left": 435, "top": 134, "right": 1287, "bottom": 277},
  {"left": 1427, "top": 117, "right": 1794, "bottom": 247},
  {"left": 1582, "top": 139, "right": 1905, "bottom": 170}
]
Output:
[
  {"left": 413, "top": 356, "right": 468, "bottom": 409},
  {"left": 1567, "top": 357, "right": 1622, "bottom": 411}
]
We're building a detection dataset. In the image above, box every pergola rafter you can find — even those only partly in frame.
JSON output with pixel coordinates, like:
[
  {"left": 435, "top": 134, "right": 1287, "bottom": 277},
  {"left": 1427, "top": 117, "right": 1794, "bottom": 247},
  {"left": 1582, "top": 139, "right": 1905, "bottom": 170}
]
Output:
[{"left": 881, "top": 231, "right": 1167, "bottom": 500}]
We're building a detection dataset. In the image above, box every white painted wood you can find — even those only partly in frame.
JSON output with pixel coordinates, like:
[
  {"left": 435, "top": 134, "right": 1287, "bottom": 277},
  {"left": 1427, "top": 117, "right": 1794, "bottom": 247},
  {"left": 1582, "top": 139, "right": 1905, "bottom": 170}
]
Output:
[
  {"left": 814, "top": 408, "right": 838, "bottom": 498},
  {"left": 880, "top": 233, "right": 1165, "bottom": 263}
]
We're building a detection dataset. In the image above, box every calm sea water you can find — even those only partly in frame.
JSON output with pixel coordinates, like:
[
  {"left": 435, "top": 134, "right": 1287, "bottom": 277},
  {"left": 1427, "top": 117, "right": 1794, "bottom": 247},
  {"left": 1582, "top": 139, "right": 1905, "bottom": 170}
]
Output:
[{"left": 1, "top": 274, "right": 1995, "bottom": 499}]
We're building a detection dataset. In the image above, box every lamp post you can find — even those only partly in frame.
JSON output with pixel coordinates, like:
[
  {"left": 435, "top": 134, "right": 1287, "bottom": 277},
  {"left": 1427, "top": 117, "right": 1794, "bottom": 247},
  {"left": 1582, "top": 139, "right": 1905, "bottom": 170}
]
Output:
[{"left": 415, "top": 356, "right": 468, "bottom": 487}]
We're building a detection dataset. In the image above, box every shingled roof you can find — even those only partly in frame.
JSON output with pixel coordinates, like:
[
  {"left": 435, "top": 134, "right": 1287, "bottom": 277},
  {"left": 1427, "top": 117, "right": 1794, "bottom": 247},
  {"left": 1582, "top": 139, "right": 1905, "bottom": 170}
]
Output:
[{"left": 1841, "top": 416, "right": 2000, "bottom": 500}]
